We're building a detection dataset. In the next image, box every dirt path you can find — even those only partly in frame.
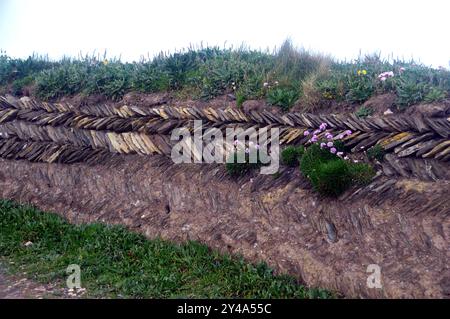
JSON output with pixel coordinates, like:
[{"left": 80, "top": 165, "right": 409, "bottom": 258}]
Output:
[{"left": 0, "top": 263, "right": 82, "bottom": 299}]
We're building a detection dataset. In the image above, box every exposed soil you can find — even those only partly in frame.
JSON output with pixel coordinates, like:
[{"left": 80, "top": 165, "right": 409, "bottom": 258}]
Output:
[
  {"left": 0, "top": 156, "right": 448, "bottom": 299},
  {"left": 7, "top": 90, "right": 450, "bottom": 118},
  {"left": 361, "top": 93, "right": 397, "bottom": 116},
  {"left": 0, "top": 263, "right": 82, "bottom": 299}
]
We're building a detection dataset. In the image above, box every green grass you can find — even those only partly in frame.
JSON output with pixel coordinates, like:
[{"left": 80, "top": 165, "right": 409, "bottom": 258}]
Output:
[
  {"left": 1, "top": 41, "right": 448, "bottom": 110},
  {"left": 0, "top": 200, "right": 332, "bottom": 299}
]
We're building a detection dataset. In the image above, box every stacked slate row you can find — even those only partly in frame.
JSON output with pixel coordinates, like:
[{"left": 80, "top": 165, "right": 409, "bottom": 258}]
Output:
[{"left": 0, "top": 96, "right": 449, "bottom": 181}]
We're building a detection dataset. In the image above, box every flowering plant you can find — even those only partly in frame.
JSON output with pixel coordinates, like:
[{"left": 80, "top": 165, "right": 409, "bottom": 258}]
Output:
[
  {"left": 377, "top": 71, "right": 394, "bottom": 82},
  {"left": 357, "top": 69, "right": 367, "bottom": 76},
  {"left": 299, "top": 123, "right": 375, "bottom": 197},
  {"left": 303, "top": 123, "right": 352, "bottom": 159}
]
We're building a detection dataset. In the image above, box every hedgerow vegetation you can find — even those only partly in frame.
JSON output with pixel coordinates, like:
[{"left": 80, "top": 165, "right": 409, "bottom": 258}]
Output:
[
  {"left": 0, "top": 200, "right": 332, "bottom": 298},
  {"left": 1, "top": 40, "right": 449, "bottom": 110},
  {"left": 300, "top": 144, "right": 375, "bottom": 197}
]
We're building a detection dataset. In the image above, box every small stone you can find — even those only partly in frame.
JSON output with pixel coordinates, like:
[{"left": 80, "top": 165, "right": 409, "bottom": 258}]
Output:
[
  {"left": 325, "top": 221, "right": 338, "bottom": 243},
  {"left": 24, "top": 241, "right": 33, "bottom": 247},
  {"left": 384, "top": 109, "right": 394, "bottom": 115}
]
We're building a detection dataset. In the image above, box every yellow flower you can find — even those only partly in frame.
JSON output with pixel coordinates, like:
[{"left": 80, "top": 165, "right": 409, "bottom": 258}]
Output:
[
  {"left": 357, "top": 69, "right": 367, "bottom": 75},
  {"left": 103, "top": 59, "right": 109, "bottom": 65}
]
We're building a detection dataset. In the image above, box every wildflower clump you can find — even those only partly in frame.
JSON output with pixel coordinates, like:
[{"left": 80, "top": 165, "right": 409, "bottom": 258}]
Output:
[
  {"left": 300, "top": 123, "right": 375, "bottom": 196},
  {"left": 378, "top": 71, "right": 394, "bottom": 82}
]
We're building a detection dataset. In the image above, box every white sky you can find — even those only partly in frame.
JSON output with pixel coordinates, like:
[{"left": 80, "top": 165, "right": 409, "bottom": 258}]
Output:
[{"left": 0, "top": 0, "right": 449, "bottom": 67}]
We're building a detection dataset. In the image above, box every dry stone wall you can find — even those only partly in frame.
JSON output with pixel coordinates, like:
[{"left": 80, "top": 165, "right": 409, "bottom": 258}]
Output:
[{"left": 0, "top": 95, "right": 449, "bottom": 298}]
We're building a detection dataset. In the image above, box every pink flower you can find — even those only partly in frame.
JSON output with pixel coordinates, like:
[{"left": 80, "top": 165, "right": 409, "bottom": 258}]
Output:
[
  {"left": 319, "top": 123, "right": 327, "bottom": 130},
  {"left": 378, "top": 71, "right": 394, "bottom": 81},
  {"left": 303, "top": 130, "right": 310, "bottom": 136},
  {"left": 345, "top": 130, "right": 352, "bottom": 135},
  {"left": 320, "top": 142, "right": 326, "bottom": 148},
  {"left": 330, "top": 147, "right": 337, "bottom": 154},
  {"left": 326, "top": 133, "right": 333, "bottom": 140},
  {"left": 233, "top": 140, "right": 239, "bottom": 146},
  {"left": 310, "top": 135, "right": 318, "bottom": 143},
  {"left": 245, "top": 148, "right": 250, "bottom": 154},
  {"left": 327, "top": 141, "right": 334, "bottom": 147},
  {"left": 313, "top": 129, "right": 321, "bottom": 135},
  {"left": 337, "top": 151, "right": 344, "bottom": 157}
]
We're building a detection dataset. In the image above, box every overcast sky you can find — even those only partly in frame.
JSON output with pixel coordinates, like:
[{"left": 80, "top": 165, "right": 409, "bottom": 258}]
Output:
[{"left": 0, "top": 0, "right": 449, "bottom": 67}]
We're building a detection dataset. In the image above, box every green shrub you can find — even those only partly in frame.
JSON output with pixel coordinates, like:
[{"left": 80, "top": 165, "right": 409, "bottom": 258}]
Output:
[
  {"left": 235, "top": 72, "right": 266, "bottom": 102},
  {"left": 394, "top": 64, "right": 450, "bottom": 108},
  {"left": 196, "top": 50, "right": 271, "bottom": 100},
  {"left": 35, "top": 63, "right": 88, "bottom": 99},
  {"left": 309, "top": 159, "right": 352, "bottom": 197},
  {"left": 348, "top": 162, "right": 375, "bottom": 185},
  {"left": 316, "top": 77, "right": 345, "bottom": 102},
  {"left": 395, "top": 77, "right": 427, "bottom": 108},
  {"left": 130, "top": 62, "right": 170, "bottom": 93},
  {"left": 333, "top": 140, "right": 349, "bottom": 152},
  {"left": 300, "top": 143, "right": 335, "bottom": 178},
  {"left": 84, "top": 62, "right": 132, "bottom": 100},
  {"left": 281, "top": 145, "right": 304, "bottom": 167},
  {"left": 367, "top": 144, "right": 385, "bottom": 161},
  {"left": 159, "top": 50, "right": 204, "bottom": 90},
  {"left": 300, "top": 141, "right": 352, "bottom": 197},
  {"left": 0, "top": 52, "right": 52, "bottom": 85},
  {"left": 266, "top": 86, "right": 299, "bottom": 110},
  {"left": 355, "top": 106, "right": 374, "bottom": 118},
  {"left": 424, "top": 87, "right": 447, "bottom": 103},
  {"left": 197, "top": 56, "right": 245, "bottom": 99},
  {"left": 345, "top": 74, "right": 375, "bottom": 104},
  {"left": 300, "top": 142, "right": 375, "bottom": 196},
  {"left": 11, "top": 75, "right": 34, "bottom": 95}
]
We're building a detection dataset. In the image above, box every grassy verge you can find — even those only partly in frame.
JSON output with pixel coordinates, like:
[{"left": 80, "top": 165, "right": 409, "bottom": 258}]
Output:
[
  {"left": 1, "top": 40, "right": 449, "bottom": 110},
  {"left": 0, "top": 200, "right": 332, "bottom": 299}
]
